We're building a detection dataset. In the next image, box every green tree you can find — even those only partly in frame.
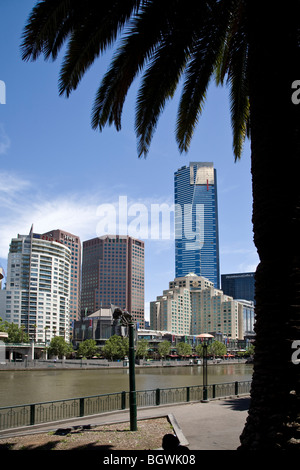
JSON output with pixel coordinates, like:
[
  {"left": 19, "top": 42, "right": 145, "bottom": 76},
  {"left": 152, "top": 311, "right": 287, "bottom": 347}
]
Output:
[
  {"left": 102, "top": 335, "right": 128, "bottom": 361},
  {"left": 246, "top": 344, "right": 255, "bottom": 357},
  {"left": 158, "top": 340, "right": 171, "bottom": 359},
  {"left": 21, "top": 1, "right": 300, "bottom": 449},
  {"left": 136, "top": 338, "right": 148, "bottom": 359},
  {"left": 208, "top": 341, "right": 227, "bottom": 358},
  {"left": 177, "top": 342, "right": 192, "bottom": 358},
  {"left": 0, "top": 319, "right": 30, "bottom": 343},
  {"left": 48, "top": 336, "right": 73, "bottom": 359},
  {"left": 195, "top": 344, "right": 204, "bottom": 358},
  {"left": 77, "top": 339, "right": 98, "bottom": 359}
]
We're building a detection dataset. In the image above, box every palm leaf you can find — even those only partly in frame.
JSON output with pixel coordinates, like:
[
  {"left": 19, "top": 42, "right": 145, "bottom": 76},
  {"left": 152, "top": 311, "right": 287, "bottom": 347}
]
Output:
[
  {"left": 58, "top": 0, "right": 142, "bottom": 97},
  {"left": 215, "top": 0, "right": 249, "bottom": 159},
  {"left": 228, "top": 42, "right": 249, "bottom": 160},
  {"left": 134, "top": 3, "right": 208, "bottom": 157},
  {"left": 21, "top": 0, "right": 81, "bottom": 61},
  {"left": 176, "top": 0, "right": 236, "bottom": 153},
  {"left": 91, "top": 0, "right": 186, "bottom": 133}
]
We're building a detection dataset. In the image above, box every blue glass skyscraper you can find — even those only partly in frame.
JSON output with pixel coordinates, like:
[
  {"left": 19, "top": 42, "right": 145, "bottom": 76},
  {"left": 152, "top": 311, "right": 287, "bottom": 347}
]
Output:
[{"left": 174, "top": 162, "right": 220, "bottom": 288}]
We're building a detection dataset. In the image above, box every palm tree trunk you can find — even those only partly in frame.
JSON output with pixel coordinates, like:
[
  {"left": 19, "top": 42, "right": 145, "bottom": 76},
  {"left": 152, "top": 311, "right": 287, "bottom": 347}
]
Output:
[{"left": 239, "top": 2, "right": 300, "bottom": 450}]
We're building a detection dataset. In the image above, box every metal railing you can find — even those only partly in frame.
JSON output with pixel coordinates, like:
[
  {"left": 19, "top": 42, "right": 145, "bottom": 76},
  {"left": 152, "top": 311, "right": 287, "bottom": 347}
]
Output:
[{"left": 0, "top": 380, "right": 251, "bottom": 432}]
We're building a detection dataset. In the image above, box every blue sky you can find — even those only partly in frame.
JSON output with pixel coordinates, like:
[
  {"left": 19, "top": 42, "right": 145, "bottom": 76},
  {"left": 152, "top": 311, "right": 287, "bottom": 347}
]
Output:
[{"left": 0, "top": 1, "right": 258, "bottom": 319}]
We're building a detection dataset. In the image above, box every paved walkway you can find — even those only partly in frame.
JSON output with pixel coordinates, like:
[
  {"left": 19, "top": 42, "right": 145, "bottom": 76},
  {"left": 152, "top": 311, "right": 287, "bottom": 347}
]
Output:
[{"left": 0, "top": 396, "right": 250, "bottom": 450}]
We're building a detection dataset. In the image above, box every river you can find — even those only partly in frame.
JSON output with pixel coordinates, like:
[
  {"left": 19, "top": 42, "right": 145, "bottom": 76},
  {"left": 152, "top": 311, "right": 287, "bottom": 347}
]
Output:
[{"left": 0, "top": 363, "right": 253, "bottom": 407}]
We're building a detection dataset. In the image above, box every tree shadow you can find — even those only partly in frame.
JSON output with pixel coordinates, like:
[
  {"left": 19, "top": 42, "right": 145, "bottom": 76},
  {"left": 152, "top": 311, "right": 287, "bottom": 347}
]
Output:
[
  {"left": 0, "top": 440, "right": 115, "bottom": 451},
  {"left": 0, "top": 440, "right": 61, "bottom": 450},
  {"left": 0, "top": 443, "right": 15, "bottom": 450},
  {"left": 220, "top": 397, "right": 250, "bottom": 411},
  {"left": 67, "top": 443, "right": 114, "bottom": 451}
]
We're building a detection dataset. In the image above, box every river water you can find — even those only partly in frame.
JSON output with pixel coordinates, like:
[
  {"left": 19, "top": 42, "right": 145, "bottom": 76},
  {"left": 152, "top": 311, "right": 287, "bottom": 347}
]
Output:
[{"left": 0, "top": 363, "right": 253, "bottom": 407}]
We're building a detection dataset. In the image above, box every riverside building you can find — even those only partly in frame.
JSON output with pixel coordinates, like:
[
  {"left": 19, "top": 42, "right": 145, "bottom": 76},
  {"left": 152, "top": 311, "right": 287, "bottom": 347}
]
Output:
[
  {"left": 3, "top": 226, "right": 71, "bottom": 342},
  {"left": 81, "top": 235, "right": 145, "bottom": 328},
  {"left": 42, "top": 229, "right": 81, "bottom": 325},
  {"left": 150, "top": 273, "right": 248, "bottom": 340},
  {"left": 174, "top": 162, "right": 220, "bottom": 288}
]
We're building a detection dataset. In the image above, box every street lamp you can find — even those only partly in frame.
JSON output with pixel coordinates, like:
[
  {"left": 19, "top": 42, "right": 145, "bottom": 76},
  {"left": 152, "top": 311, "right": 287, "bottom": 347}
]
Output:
[
  {"left": 128, "top": 319, "right": 137, "bottom": 431},
  {"left": 112, "top": 307, "right": 137, "bottom": 431},
  {"left": 198, "top": 333, "right": 214, "bottom": 402}
]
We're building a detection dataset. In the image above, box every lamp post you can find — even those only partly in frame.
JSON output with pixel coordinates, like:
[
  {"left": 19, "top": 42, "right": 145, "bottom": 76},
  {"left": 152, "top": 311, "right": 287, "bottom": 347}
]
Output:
[
  {"left": 128, "top": 320, "right": 137, "bottom": 431},
  {"left": 112, "top": 307, "right": 137, "bottom": 431},
  {"left": 198, "top": 333, "right": 214, "bottom": 402}
]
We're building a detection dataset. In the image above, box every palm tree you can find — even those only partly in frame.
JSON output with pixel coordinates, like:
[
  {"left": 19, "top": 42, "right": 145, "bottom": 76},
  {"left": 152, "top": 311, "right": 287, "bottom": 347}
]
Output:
[{"left": 21, "top": 0, "right": 300, "bottom": 449}]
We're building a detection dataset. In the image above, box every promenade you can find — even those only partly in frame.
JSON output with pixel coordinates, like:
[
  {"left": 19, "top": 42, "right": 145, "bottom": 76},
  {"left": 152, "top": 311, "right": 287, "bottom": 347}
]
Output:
[{"left": 0, "top": 395, "right": 250, "bottom": 450}]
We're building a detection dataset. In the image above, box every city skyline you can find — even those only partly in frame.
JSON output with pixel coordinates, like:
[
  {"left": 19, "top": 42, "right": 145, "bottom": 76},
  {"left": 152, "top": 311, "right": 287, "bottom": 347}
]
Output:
[{"left": 0, "top": 1, "right": 259, "bottom": 321}]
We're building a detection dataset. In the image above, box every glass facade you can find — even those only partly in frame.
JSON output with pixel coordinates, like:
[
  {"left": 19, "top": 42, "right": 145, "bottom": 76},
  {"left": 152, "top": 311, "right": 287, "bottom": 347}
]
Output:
[
  {"left": 174, "top": 162, "right": 220, "bottom": 288},
  {"left": 221, "top": 273, "right": 255, "bottom": 303}
]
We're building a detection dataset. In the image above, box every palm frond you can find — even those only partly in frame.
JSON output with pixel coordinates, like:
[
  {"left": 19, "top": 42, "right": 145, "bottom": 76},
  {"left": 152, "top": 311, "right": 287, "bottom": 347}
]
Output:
[
  {"left": 134, "top": 2, "right": 206, "bottom": 157},
  {"left": 176, "top": 0, "right": 236, "bottom": 153},
  {"left": 91, "top": 0, "right": 183, "bottom": 134},
  {"left": 58, "top": 0, "right": 142, "bottom": 97},
  {"left": 135, "top": 42, "right": 190, "bottom": 158},
  {"left": 215, "top": 0, "right": 249, "bottom": 159},
  {"left": 21, "top": 0, "right": 80, "bottom": 61},
  {"left": 228, "top": 44, "right": 249, "bottom": 160}
]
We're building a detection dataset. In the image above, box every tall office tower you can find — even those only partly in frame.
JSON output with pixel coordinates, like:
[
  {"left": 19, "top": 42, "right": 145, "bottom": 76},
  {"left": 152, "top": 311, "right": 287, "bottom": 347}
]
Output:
[
  {"left": 174, "top": 162, "right": 220, "bottom": 288},
  {"left": 42, "top": 229, "right": 81, "bottom": 325},
  {"left": 4, "top": 227, "right": 71, "bottom": 342},
  {"left": 81, "top": 235, "right": 145, "bottom": 328}
]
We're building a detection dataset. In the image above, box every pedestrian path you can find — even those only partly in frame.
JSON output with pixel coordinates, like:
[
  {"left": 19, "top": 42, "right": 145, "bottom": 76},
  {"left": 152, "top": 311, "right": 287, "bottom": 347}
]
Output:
[{"left": 0, "top": 396, "right": 250, "bottom": 450}]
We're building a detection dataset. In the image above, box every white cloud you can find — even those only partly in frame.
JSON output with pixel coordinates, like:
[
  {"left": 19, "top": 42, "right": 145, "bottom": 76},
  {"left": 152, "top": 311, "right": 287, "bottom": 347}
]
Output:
[
  {"left": 0, "top": 171, "right": 30, "bottom": 195},
  {"left": 0, "top": 172, "right": 176, "bottom": 260},
  {"left": 0, "top": 195, "right": 101, "bottom": 259}
]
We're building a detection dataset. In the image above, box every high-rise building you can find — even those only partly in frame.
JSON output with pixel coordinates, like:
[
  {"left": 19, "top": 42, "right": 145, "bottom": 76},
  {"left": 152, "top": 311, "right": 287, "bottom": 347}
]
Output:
[
  {"left": 42, "top": 229, "right": 81, "bottom": 325},
  {"left": 3, "top": 227, "right": 71, "bottom": 342},
  {"left": 150, "top": 273, "right": 250, "bottom": 339},
  {"left": 174, "top": 162, "right": 220, "bottom": 288},
  {"left": 221, "top": 272, "right": 255, "bottom": 303},
  {"left": 81, "top": 235, "right": 145, "bottom": 328}
]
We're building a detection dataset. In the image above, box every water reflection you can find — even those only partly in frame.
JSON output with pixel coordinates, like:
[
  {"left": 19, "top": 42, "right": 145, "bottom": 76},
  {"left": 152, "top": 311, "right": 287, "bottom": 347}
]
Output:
[{"left": 0, "top": 363, "right": 253, "bottom": 407}]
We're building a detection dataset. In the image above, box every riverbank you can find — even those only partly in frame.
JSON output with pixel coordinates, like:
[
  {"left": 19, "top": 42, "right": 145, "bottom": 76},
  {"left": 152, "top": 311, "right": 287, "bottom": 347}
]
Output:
[{"left": 0, "top": 358, "right": 248, "bottom": 371}]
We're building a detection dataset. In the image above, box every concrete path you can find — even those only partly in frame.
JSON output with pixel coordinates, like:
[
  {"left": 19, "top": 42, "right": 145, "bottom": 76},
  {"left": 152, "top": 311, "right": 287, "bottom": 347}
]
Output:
[{"left": 0, "top": 396, "right": 250, "bottom": 450}]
